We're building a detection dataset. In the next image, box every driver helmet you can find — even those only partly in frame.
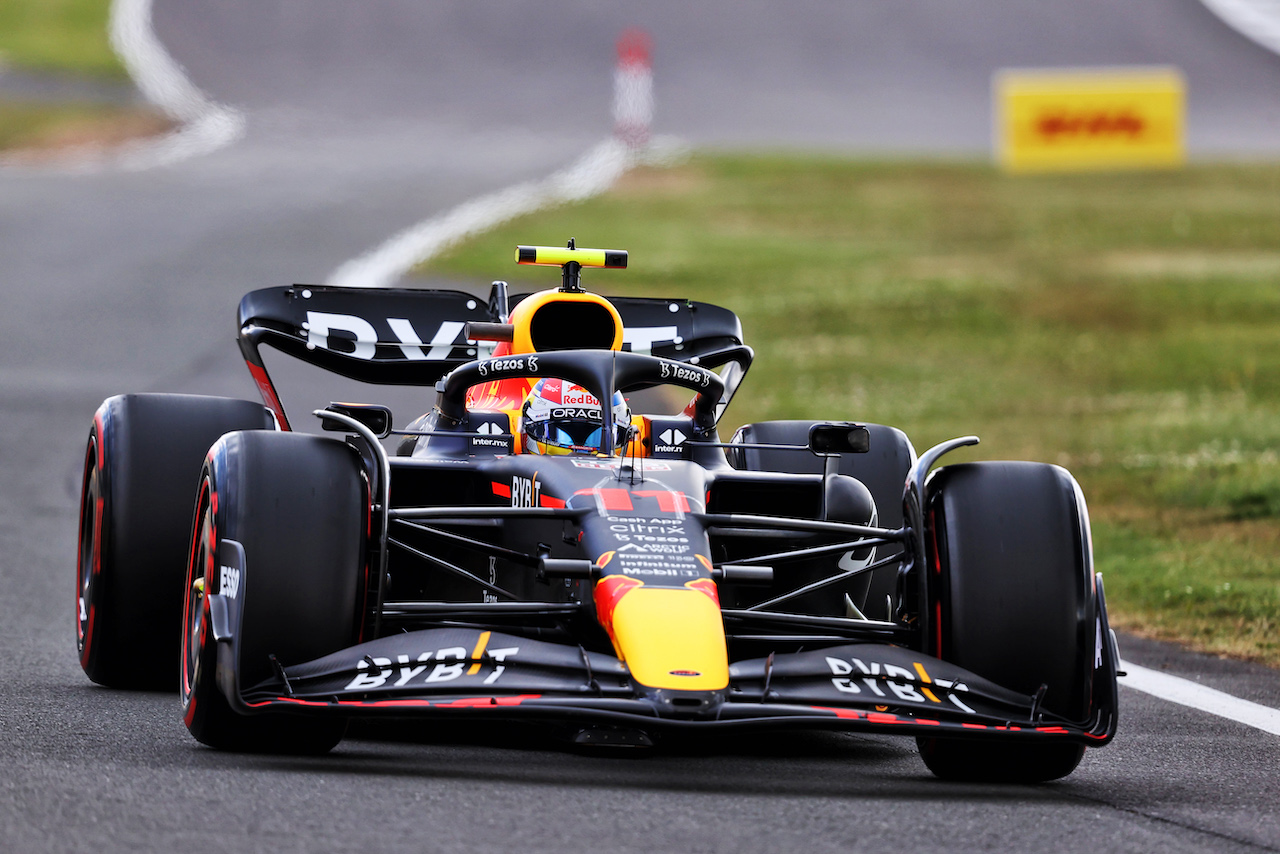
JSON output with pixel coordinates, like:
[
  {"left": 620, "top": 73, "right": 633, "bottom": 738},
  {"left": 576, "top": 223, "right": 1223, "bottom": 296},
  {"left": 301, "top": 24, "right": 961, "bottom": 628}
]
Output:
[{"left": 521, "top": 378, "right": 630, "bottom": 456}]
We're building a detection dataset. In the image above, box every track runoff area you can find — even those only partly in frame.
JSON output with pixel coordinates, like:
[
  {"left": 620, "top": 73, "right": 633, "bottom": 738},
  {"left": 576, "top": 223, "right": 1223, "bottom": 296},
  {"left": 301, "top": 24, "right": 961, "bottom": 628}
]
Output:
[
  {"left": 317, "top": 28, "right": 1280, "bottom": 740},
  {"left": 328, "top": 28, "right": 670, "bottom": 290}
]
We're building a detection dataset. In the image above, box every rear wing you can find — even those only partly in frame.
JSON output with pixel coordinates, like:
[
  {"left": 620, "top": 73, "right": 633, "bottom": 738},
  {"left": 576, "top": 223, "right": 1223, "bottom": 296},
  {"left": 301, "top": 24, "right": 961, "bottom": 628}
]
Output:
[{"left": 237, "top": 284, "right": 752, "bottom": 428}]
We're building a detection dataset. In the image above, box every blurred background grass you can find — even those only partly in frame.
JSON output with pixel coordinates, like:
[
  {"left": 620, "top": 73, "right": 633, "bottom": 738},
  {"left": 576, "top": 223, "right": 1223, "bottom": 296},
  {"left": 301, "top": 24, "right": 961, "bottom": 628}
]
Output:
[
  {"left": 0, "top": 0, "right": 170, "bottom": 156},
  {"left": 0, "top": 101, "right": 167, "bottom": 152},
  {"left": 0, "top": 0, "right": 123, "bottom": 77},
  {"left": 417, "top": 154, "right": 1280, "bottom": 665}
]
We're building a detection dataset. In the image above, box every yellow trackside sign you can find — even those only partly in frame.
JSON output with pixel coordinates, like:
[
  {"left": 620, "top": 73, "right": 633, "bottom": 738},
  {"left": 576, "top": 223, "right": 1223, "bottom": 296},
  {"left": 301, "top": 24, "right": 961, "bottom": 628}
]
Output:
[{"left": 994, "top": 67, "right": 1185, "bottom": 173}]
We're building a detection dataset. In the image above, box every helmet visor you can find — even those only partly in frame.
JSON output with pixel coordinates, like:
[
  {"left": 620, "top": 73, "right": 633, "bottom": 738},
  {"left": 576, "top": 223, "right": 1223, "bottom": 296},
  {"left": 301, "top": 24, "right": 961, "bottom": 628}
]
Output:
[{"left": 527, "top": 416, "right": 628, "bottom": 453}]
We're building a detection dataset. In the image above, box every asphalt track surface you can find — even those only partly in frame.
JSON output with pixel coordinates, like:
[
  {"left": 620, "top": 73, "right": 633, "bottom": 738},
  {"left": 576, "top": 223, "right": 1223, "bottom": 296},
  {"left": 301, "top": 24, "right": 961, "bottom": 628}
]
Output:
[{"left": 2, "top": 2, "right": 1280, "bottom": 852}]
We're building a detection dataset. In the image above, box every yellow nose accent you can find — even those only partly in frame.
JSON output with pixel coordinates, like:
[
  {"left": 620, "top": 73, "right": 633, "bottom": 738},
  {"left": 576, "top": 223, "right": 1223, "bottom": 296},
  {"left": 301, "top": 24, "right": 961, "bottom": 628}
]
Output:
[{"left": 610, "top": 587, "right": 728, "bottom": 691}]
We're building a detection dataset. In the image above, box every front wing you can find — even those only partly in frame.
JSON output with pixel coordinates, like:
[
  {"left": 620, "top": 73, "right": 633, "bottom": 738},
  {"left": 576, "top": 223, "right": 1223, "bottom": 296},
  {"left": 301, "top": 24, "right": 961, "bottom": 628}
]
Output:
[{"left": 211, "top": 618, "right": 1118, "bottom": 745}]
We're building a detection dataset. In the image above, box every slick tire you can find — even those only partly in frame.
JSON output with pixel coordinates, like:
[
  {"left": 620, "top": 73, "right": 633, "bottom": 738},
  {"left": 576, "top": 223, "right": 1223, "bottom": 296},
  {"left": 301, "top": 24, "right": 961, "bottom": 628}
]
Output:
[
  {"left": 76, "top": 394, "right": 273, "bottom": 689},
  {"left": 918, "top": 461, "right": 1095, "bottom": 783},
  {"left": 181, "top": 430, "right": 366, "bottom": 754}
]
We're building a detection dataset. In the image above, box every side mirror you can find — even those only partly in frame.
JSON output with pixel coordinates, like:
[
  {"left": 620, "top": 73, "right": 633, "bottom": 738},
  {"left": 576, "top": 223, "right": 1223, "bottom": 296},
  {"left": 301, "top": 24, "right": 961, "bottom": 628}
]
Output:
[
  {"left": 808, "top": 422, "right": 871, "bottom": 455},
  {"left": 464, "top": 321, "right": 515, "bottom": 342},
  {"left": 322, "top": 403, "right": 392, "bottom": 439}
]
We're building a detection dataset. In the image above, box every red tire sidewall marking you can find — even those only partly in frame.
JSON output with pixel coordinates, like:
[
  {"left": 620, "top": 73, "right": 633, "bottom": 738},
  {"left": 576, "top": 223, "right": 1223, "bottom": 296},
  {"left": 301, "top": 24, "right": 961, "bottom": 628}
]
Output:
[
  {"left": 77, "top": 416, "right": 107, "bottom": 667},
  {"left": 181, "top": 474, "right": 215, "bottom": 727},
  {"left": 927, "top": 504, "right": 944, "bottom": 661}
]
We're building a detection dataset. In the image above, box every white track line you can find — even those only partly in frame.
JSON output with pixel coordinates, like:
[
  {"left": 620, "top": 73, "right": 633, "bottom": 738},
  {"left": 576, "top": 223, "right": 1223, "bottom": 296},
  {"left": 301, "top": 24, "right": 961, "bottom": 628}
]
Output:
[
  {"left": 327, "top": 137, "right": 685, "bottom": 289},
  {"left": 107, "top": 0, "right": 244, "bottom": 170},
  {"left": 328, "top": 138, "right": 632, "bottom": 288},
  {"left": 328, "top": 32, "right": 683, "bottom": 288},
  {"left": 1120, "top": 660, "right": 1280, "bottom": 736},
  {"left": 1200, "top": 0, "right": 1280, "bottom": 55}
]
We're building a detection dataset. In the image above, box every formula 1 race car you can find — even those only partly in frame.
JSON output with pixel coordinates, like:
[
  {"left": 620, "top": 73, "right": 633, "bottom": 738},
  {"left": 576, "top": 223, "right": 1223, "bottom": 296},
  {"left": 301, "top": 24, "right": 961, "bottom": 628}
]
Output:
[{"left": 76, "top": 242, "right": 1118, "bottom": 782}]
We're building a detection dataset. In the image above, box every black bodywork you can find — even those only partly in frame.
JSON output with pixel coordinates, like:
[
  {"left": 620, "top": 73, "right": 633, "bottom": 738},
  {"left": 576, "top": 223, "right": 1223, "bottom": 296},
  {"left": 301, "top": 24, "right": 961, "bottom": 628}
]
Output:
[{"left": 209, "top": 283, "right": 1119, "bottom": 748}]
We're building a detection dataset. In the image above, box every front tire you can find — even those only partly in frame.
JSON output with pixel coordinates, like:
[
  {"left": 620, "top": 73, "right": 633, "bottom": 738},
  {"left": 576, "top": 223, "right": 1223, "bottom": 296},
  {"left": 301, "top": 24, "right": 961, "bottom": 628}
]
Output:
[
  {"left": 181, "top": 430, "right": 366, "bottom": 753},
  {"left": 918, "top": 461, "right": 1095, "bottom": 783},
  {"left": 76, "top": 394, "right": 273, "bottom": 689}
]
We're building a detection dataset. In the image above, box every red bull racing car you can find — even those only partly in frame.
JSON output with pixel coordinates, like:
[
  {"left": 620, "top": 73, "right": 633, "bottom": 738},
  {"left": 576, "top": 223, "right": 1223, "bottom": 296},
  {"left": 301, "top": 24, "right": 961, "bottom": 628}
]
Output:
[{"left": 76, "top": 242, "right": 1118, "bottom": 782}]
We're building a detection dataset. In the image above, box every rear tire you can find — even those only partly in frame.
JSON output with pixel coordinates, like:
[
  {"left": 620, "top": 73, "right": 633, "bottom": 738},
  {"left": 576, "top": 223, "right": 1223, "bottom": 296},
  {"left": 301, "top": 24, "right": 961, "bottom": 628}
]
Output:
[
  {"left": 181, "top": 430, "right": 366, "bottom": 753},
  {"left": 76, "top": 394, "right": 273, "bottom": 689},
  {"left": 918, "top": 461, "right": 1095, "bottom": 783}
]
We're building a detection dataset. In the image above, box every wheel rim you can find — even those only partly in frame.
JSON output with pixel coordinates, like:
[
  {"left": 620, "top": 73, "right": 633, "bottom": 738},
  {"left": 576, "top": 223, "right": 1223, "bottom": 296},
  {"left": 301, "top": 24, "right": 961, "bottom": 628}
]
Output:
[{"left": 181, "top": 479, "right": 215, "bottom": 713}]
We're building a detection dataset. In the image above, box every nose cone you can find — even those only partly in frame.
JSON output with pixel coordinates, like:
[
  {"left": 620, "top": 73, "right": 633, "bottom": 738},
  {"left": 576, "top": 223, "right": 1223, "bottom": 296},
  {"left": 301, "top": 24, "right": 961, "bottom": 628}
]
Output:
[{"left": 608, "top": 586, "right": 729, "bottom": 691}]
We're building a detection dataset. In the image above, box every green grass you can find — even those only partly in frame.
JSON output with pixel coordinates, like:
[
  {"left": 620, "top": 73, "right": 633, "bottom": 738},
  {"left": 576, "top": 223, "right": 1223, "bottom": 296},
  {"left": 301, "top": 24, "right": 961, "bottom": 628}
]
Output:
[
  {"left": 415, "top": 154, "right": 1280, "bottom": 666},
  {"left": 0, "top": 2, "right": 165, "bottom": 155},
  {"left": 0, "top": 101, "right": 167, "bottom": 152},
  {"left": 0, "top": 0, "right": 123, "bottom": 77}
]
